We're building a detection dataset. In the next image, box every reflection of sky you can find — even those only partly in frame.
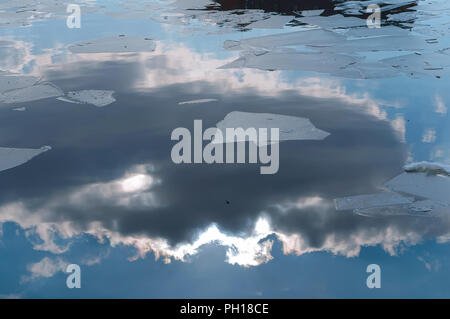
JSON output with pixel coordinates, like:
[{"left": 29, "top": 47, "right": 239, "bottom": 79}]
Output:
[{"left": 0, "top": 0, "right": 449, "bottom": 298}]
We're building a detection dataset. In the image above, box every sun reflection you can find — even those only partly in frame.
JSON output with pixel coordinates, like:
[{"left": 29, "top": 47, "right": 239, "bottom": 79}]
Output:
[{"left": 121, "top": 174, "right": 153, "bottom": 193}]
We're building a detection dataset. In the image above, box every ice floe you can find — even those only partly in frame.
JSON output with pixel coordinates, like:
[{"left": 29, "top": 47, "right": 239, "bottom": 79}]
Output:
[
  {"left": 61, "top": 90, "right": 116, "bottom": 107},
  {"left": 246, "top": 15, "right": 294, "bottom": 29},
  {"left": 335, "top": 193, "right": 414, "bottom": 211},
  {"left": 383, "top": 172, "right": 450, "bottom": 205},
  {"left": 218, "top": 0, "right": 450, "bottom": 78},
  {"left": 335, "top": 162, "right": 450, "bottom": 217},
  {"left": 0, "top": 74, "right": 39, "bottom": 92},
  {"left": 0, "top": 146, "right": 51, "bottom": 173},
  {"left": 404, "top": 161, "right": 450, "bottom": 176},
  {"left": 0, "top": 82, "right": 63, "bottom": 104},
  {"left": 68, "top": 36, "right": 157, "bottom": 54},
  {"left": 215, "top": 111, "right": 330, "bottom": 144}
]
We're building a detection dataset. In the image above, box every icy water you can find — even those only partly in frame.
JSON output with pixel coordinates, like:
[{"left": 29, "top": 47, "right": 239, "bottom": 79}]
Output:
[{"left": 0, "top": 0, "right": 449, "bottom": 298}]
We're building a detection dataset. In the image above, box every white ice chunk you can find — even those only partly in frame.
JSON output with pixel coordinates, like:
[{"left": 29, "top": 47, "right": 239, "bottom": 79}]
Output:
[
  {"left": 65, "top": 90, "right": 116, "bottom": 107},
  {"left": 404, "top": 161, "right": 450, "bottom": 176},
  {"left": 334, "top": 192, "right": 414, "bottom": 211},
  {"left": 0, "top": 146, "right": 51, "bottom": 173},
  {"left": 215, "top": 111, "right": 330, "bottom": 144},
  {"left": 12, "top": 107, "right": 26, "bottom": 111},
  {"left": 68, "top": 36, "right": 156, "bottom": 54},
  {"left": 178, "top": 98, "right": 218, "bottom": 105},
  {"left": 383, "top": 172, "right": 450, "bottom": 205},
  {"left": 0, "top": 83, "right": 63, "bottom": 104}
]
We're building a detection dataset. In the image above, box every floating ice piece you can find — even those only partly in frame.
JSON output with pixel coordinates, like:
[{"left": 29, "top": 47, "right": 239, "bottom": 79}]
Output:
[
  {"left": 64, "top": 90, "right": 116, "bottom": 107},
  {"left": 299, "top": 10, "right": 325, "bottom": 17},
  {"left": 0, "top": 74, "right": 39, "bottom": 93},
  {"left": 246, "top": 15, "right": 293, "bottom": 29},
  {"left": 223, "top": 29, "right": 346, "bottom": 51},
  {"left": 0, "top": 146, "right": 51, "bottom": 173},
  {"left": 221, "top": 25, "right": 442, "bottom": 78},
  {"left": 219, "top": 51, "right": 367, "bottom": 78},
  {"left": 404, "top": 161, "right": 450, "bottom": 176},
  {"left": 387, "top": 12, "right": 417, "bottom": 22},
  {"left": 178, "top": 99, "right": 218, "bottom": 105},
  {"left": 409, "top": 200, "right": 449, "bottom": 214},
  {"left": 299, "top": 14, "right": 367, "bottom": 29},
  {"left": 315, "top": 35, "right": 428, "bottom": 53},
  {"left": 334, "top": 192, "right": 414, "bottom": 211},
  {"left": 354, "top": 204, "right": 438, "bottom": 218},
  {"left": 12, "top": 107, "right": 26, "bottom": 111},
  {"left": 381, "top": 52, "right": 450, "bottom": 77},
  {"left": 344, "top": 26, "right": 410, "bottom": 38},
  {"left": 383, "top": 172, "right": 450, "bottom": 205},
  {"left": 0, "top": 83, "right": 63, "bottom": 104},
  {"left": 215, "top": 111, "right": 330, "bottom": 144},
  {"left": 68, "top": 36, "right": 156, "bottom": 54},
  {"left": 355, "top": 199, "right": 449, "bottom": 217},
  {"left": 56, "top": 97, "right": 82, "bottom": 104},
  {"left": 380, "top": 1, "right": 417, "bottom": 13}
]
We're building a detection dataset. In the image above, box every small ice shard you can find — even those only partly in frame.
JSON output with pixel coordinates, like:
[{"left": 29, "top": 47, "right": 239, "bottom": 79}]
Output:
[
  {"left": 12, "top": 107, "right": 26, "bottom": 111},
  {"left": 0, "top": 146, "right": 51, "bottom": 173},
  {"left": 404, "top": 161, "right": 450, "bottom": 176},
  {"left": 246, "top": 15, "right": 293, "bottom": 29},
  {"left": 0, "top": 83, "right": 63, "bottom": 104},
  {"left": 215, "top": 111, "right": 330, "bottom": 144},
  {"left": 334, "top": 192, "right": 414, "bottom": 211},
  {"left": 65, "top": 90, "right": 116, "bottom": 107},
  {"left": 68, "top": 36, "right": 156, "bottom": 54},
  {"left": 383, "top": 172, "right": 450, "bottom": 205},
  {"left": 178, "top": 98, "right": 218, "bottom": 105}
]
